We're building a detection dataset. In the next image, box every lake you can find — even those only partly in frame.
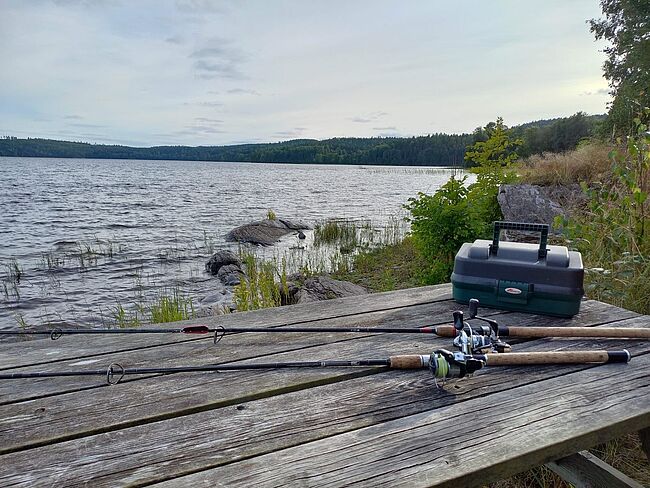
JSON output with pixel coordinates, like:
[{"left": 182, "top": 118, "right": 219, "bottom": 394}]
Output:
[{"left": 0, "top": 157, "right": 467, "bottom": 331}]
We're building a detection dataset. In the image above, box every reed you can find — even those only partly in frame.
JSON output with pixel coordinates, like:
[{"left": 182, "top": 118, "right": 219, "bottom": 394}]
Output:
[
  {"left": 314, "top": 218, "right": 361, "bottom": 249},
  {"left": 202, "top": 230, "right": 216, "bottom": 254},
  {"left": 111, "top": 288, "right": 195, "bottom": 327},
  {"left": 150, "top": 288, "right": 195, "bottom": 323},
  {"left": 1, "top": 258, "right": 22, "bottom": 299},
  {"left": 233, "top": 252, "right": 284, "bottom": 311},
  {"left": 41, "top": 251, "right": 66, "bottom": 270}
]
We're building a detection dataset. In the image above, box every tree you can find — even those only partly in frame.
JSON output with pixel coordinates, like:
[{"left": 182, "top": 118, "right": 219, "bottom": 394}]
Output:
[
  {"left": 464, "top": 118, "right": 522, "bottom": 169},
  {"left": 590, "top": 0, "right": 650, "bottom": 133},
  {"left": 465, "top": 118, "right": 520, "bottom": 226}
]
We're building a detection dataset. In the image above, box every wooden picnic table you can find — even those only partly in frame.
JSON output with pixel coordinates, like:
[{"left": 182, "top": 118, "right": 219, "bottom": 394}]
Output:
[{"left": 0, "top": 283, "right": 649, "bottom": 487}]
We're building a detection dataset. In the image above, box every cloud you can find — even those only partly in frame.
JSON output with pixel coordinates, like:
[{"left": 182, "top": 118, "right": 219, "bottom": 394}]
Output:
[
  {"left": 68, "top": 122, "right": 107, "bottom": 129},
  {"left": 273, "top": 127, "right": 307, "bottom": 138},
  {"left": 183, "top": 125, "right": 226, "bottom": 134},
  {"left": 227, "top": 88, "right": 260, "bottom": 95},
  {"left": 373, "top": 126, "right": 397, "bottom": 131},
  {"left": 350, "top": 111, "right": 389, "bottom": 123},
  {"left": 165, "top": 36, "right": 183, "bottom": 45},
  {"left": 190, "top": 39, "right": 248, "bottom": 80},
  {"left": 196, "top": 101, "right": 224, "bottom": 108},
  {"left": 175, "top": 0, "right": 225, "bottom": 14},
  {"left": 64, "top": 114, "right": 83, "bottom": 120},
  {"left": 194, "top": 117, "right": 223, "bottom": 124},
  {"left": 580, "top": 88, "right": 609, "bottom": 96}
]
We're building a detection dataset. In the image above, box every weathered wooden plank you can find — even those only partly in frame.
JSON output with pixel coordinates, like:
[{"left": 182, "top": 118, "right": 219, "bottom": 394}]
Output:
[
  {"left": 0, "top": 299, "right": 627, "bottom": 404},
  {"left": 546, "top": 450, "right": 645, "bottom": 488},
  {"left": 0, "top": 284, "right": 454, "bottom": 370},
  {"left": 0, "top": 298, "right": 469, "bottom": 403},
  {"left": 147, "top": 352, "right": 650, "bottom": 488},
  {"left": 0, "top": 304, "right": 643, "bottom": 456},
  {"left": 0, "top": 319, "right": 647, "bottom": 486}
]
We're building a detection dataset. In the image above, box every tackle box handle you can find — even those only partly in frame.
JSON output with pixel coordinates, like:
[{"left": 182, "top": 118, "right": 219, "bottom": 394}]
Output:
[{"left": 489, "top": 221, "right": 549, "bottom": 259}]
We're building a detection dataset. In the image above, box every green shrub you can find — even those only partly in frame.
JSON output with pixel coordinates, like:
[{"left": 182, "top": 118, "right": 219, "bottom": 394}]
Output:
[
  {"left": 405, "top": 176, "right": 485, "bottom": 282},
  {"left": 405, "top": 118, "right": 520, "bottom": 283},
  {"left": 558, "top": 112, "right": 649, "bottom": 313}
]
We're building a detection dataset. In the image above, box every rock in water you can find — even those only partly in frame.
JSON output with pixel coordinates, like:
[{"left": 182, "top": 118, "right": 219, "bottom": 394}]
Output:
[
  {"left": 226, "top": 218, "right": 310, "bottom": 246},
  {"left": 278, "top": 219, "right": 312, "bottom": 230},
  {"left": 206, "top": 250, "right": 241, "bottom": 275},
  {"left": 217, "top": 264, "right": 244, "bottom": 286}
]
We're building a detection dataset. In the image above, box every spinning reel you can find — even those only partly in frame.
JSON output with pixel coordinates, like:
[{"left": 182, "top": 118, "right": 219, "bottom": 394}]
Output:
[{"left": 451, "top": 299, "right": 511, "bottom": 355}]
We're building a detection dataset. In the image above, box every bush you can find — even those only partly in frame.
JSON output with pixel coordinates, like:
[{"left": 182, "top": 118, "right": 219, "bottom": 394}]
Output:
[
  {"left": 558, "top": 113, "right": 650, "bottom": 313},
  {"left": 405, "top": 118, "right": 520, "bottom": 283}
]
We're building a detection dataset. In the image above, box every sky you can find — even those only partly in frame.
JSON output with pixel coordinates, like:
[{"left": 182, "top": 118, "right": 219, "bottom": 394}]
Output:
[{"left": 0, "top": 0, "right": 610, "bottom": 147}]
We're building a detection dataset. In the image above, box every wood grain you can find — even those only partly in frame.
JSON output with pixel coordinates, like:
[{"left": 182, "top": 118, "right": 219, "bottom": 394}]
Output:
[
  {"left": 0, "top": 319, "right": 647, "bottom": 486},
  {"left": 148, "top": 352, "right": 650, "bottom": 488},
  {"left": 0, "top": 284, "right": 453, "bottom": 370},
  {"left": 0, "top": 285, "right": 647, "bottom": 488}
]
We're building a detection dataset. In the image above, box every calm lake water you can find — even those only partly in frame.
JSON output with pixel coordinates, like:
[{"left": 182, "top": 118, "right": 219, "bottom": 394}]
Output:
[{"left": 0, "top": 157, "right": 467, "bottom": 330}]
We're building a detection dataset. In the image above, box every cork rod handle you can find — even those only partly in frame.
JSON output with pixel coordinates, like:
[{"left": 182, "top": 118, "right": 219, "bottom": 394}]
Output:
[
  {"left": 503, "top": 326, "right": 650, "bottom": 339},
  {"left": 388, "top": 355, "right": 429, "bottom": 369},
  {"left": 483, "top": 350, "right": 630, "bottom": 366}
]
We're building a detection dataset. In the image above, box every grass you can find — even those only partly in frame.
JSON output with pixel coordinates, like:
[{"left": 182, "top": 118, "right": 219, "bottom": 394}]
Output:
[
  {"left": 111, "top": 287, "right": 195, "bottom": 327},
  {"left": 266, "top": 208, "right": 277, "bottom": 220},
  {"left": 233, "top": 251, "right": 286, "bottom": 311},
  {"left": 517, "top": 141, "right": 613, "bottom": 186},
  {"left": 331, "top": 236, "right": 426, "bottom": 292},
  {"left": 313, "top": 218, "right": 362, "bottom": 250},
  {"left": 1, "top": 258, "right": 23, "bottom": 299},
  {"left": 518, "top": 139, "right": 650, "bottom": 315},
  {"left": 150, "top": 289, "right": 195, "bottom": 323}
]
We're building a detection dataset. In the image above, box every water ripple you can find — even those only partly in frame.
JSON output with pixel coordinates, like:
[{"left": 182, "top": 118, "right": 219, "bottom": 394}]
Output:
[{"left": 0, "top": 157, "right": 466, "bottom": 330}]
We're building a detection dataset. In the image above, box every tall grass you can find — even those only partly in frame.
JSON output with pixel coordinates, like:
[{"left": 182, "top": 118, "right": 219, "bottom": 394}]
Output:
[
  {"left": 150, "top": 289, "right": 195, "bottom": 323},
  {"left": 111, "top": 287, "right": 195, "bottom": 327},
  {"left": 313, "top": 218, "right": 361, "bottom": 251},
  {"left": 517, "top": 141, "right": 612, "bottom": 186},
  {"left": 233, "top": 252, "right": 286, "bottom": 311},
  {"left": 1, "top": 258, "right": 23, "bottom": 299}
]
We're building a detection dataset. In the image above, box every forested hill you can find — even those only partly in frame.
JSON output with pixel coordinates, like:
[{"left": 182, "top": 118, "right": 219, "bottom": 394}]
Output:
[{"left": 0, "top": 112, "right": 603, "bottom": 166}]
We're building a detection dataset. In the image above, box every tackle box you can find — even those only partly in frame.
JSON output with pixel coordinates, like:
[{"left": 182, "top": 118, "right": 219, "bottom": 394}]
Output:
[{"left": 451, "top": 222, "right": 584, "bottom": 317}]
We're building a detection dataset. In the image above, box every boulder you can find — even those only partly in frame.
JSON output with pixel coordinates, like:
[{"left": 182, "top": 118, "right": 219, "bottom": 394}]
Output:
[
  {"left": 217, "top": 264, "right": 244, "bottom": 286},
  {"left": 497, "top": 184, "right": 567, "bottom": 229},
  {"left": 205, "top": 250, "right": 241, "bottom": 275},
  {"left": 291, "top": 275, "right": 368, "bottom": 304},
  {"left": 226, "top": 218, "right": 311, "bottom": 246},
  {"left": 278, "top": 218, "right": 312, "bottom": 230}
]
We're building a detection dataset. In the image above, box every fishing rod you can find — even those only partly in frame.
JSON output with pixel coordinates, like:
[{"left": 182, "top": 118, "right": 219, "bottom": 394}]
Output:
[
  {"left": 2, "top": 299, "right": 647, "bottom": 345},
  {"left": 0, "top": 348, "right": 631, "bottom": 385},
  {"left": 1, "top": 323, "right": 462, "bottom": 343}
]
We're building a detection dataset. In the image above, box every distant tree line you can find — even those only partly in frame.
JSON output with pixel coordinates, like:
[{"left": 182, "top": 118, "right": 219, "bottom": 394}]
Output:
[{"left": 0, "top": 113, "right": 603, "bottom": 166}]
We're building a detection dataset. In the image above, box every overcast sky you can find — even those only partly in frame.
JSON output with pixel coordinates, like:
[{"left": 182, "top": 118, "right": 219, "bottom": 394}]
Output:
[{"left": 0, "top": 0, "right": 610, "bottom": 147}]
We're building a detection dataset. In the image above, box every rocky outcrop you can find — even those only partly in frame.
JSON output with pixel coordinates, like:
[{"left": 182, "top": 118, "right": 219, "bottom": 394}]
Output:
[
  {"left": 497, "top": 184, "right": 567, "bottom": 228},
  {"left": 205, "top": 250, "right": 244, "bottom": 285},
  {"left": 285, "top": 274, "right": 368, "bottom": 304},
  {"left": 217, "top": 264, "right": 244, "bottom": 286},
  {"left": 226, "top": 219, "right": 311, "bottom": 246},
  {"left": 205, "top": 250, "right": 241, "bottom": 274}
]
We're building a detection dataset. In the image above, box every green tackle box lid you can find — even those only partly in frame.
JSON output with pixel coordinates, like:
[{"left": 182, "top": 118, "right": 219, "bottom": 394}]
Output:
[{"left": 452, "top": 221, "right": 584, "bottom": 295}]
